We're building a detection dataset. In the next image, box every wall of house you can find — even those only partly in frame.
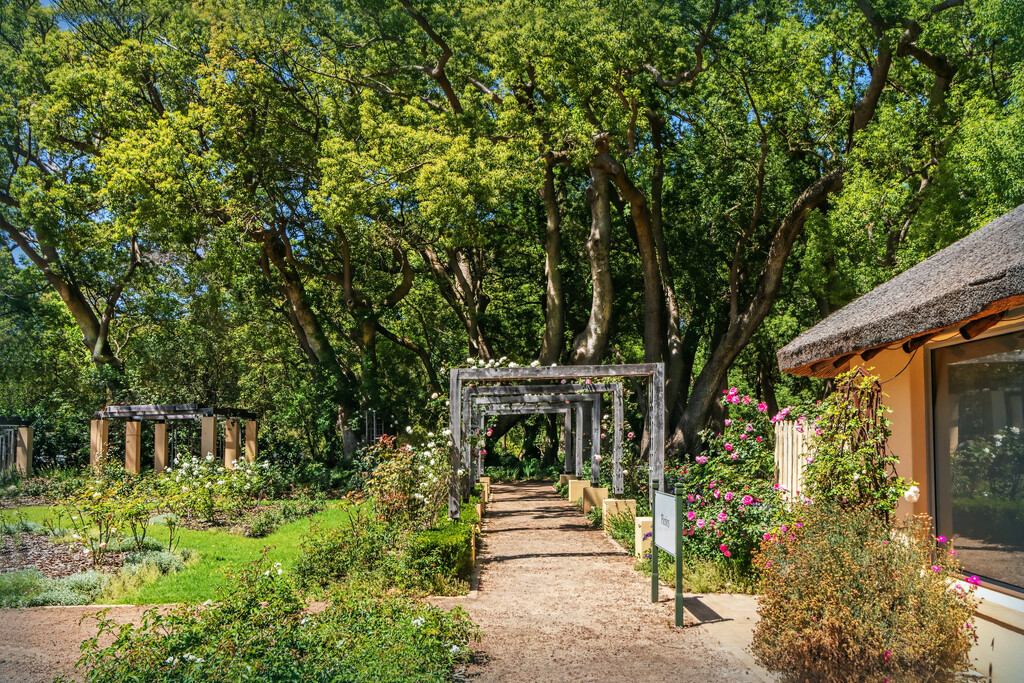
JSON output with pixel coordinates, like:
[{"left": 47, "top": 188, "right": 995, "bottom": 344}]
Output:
[{"left": 842, "top": 314, "right": 1024, "bottom": 681}]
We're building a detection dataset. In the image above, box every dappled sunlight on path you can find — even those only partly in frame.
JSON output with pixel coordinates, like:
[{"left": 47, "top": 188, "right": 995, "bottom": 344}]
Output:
[{"left": 433, "top": 481, "right": 771, "bottom": 682}]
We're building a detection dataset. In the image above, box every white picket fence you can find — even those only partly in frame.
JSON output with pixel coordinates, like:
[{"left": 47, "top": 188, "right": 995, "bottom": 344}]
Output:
[{"left": 774, "top": 420, "right": 810, "bottom": 503}]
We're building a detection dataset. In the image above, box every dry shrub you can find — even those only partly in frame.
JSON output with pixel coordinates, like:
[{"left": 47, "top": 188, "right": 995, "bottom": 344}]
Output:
[{"left": 752, "top": 503, "right": 978, "bottom": 682}]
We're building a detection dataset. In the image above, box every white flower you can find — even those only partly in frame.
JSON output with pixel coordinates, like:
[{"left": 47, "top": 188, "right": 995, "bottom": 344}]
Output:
[
  {"left": 499, "top": 356, "right": 507, "bottom": 363},
  {"left": 853, "top": 473, "right": 860, "bottom": 482},
  {"left": 202, "top": 599, "right": 213, "bottom": 606},
  {"left": 449, "top": 644, "right": 460, "bottom": 654},
  {"left": 427, "top": 431, "right": 434, "bottom": 438},
  {"left": 206, "top": 454, "right": 214, "bottom": 461},
  {"left": 166, "top": 656, "right": 176, "bottom": 665},
  {"left": 466, "top": 357, "right": 474, "bottom": 363},
  {"left": 431, "top": 392, "right": 439, "bottom": 400},
  {"left": 182, "top": 486, "right": 189, "bottom": 492},
  {"left": 277, "top": 568, "right": 282, "bottom": 575},
  {"left": 904, "top": 485, "right": 920, "bottom": 503},
  {"left": 427, "top": 442, "right": 436, "bottom": 448},
  {"left": 457, "top": 469, "right": 465, "bottom": 476},
  {"left": 508, "top": 362, "right": 518, "bottom": 368},
  {"left": 92, "top": 492, "right": 101, "bottom": 498},
  {"left": 412, "top": 616, "right": 425, "bottom": 627},
  {"left": 405, "top": 426, "right": 413, "bottom": 434},
  {"left": 530, "top": 360, "right": 540, "bottom": 367}
]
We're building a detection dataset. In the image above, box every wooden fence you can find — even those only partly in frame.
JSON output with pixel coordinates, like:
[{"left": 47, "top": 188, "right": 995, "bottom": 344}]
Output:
[{"left": 774, "top": 420, "right": 810, "bottom": 503}]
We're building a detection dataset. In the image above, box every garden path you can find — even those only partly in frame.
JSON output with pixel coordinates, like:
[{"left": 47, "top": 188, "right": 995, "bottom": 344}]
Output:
[{"left": 433, "top": 481, "right": 772, "bottom": 681}]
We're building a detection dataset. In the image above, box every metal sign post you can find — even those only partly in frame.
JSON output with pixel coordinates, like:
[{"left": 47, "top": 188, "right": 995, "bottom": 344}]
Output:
[{"left": 652, "top": 485, "right": 684, "bottom": 627}]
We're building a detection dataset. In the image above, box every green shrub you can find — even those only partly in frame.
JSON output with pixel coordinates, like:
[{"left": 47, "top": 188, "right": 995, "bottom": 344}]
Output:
[
  {"left": 125, "top": 550, "right": 185, "bottom": 574},
  {"left": 294, "top": 511, "right": 400, "bottom": 590},
  {"left": 586, "top": 506, "right": 602, "bottom": 528},
  {"left": 0, "top": 568, "right": 46, "bottom": 607},
  {"left": 405, "top": 522, "right": 473, "bottom": 593},
  {"left": 752, "top": 503, "right": 978, "bottom": 681},
  {"left": 554, "top": 482, "right": 569, "bottom": 499},
  {"left": 636, "top": 552, "right": 756, "bottom": 593},
  {"left": 606, "top": 511, "right": 635, "bottom": 554},
  {"left": 27, "top": 570, "right": 110, "bottom": 607},
  {"left": 71, "top": 560, "right": 478, "bottom": 683}
]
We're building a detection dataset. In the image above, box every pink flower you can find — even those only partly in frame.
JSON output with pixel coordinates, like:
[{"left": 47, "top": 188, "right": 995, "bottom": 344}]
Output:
[
  {"left": 724, "top": 443, "right": 733, "bottom": 452},
  {"left": 728, "top": 387, "right": 738, "bottom": 396},
  {"left": 717, "top": 511, "right": 728, "bottom": 522},
  {"left": 730, "top": 454, "right": 738, "bottom": 460},
  {"left": 713, "top": 489, "right": 720, "bottom": 499},
  {"left": 729, "top": 395, "right": 740, "bottom": 404},
  {"left": 695, "top": 456, "right": 708, "bottom": 464},
  {"left": 585, "top": 378, "right": 592, "bottom": 384},
  {"left": 966, "top": 575, "right": 981, "bottom": 586},
  {"left": 949, "top": 550, "right": 958, "bottom": 556},
  {"left": 745, "top": 423, "right": 754, "bottom": 432},
  {"left": 724, "top": 419, "right": 732, "bottom": 426},
  {"left": 755, "top": 436, "right": 763, "bottom": 443},
  {"left": 762, "top": 532, "right": 771, "bottom": 541},
  {"left": 756, "top": 402, "right": 767, "bottom": 412},
  {"left": 740, "top": 434, "right": 747, "bottom": 440},
  {"left": 719, "top": 543, "right": 728, "bottom": 553},
  {"left": 486, "top": 428, "right": 493, "bottom": 436},
  {"left": 724, "top": 491, "right": 733, "bottom": 501},
  {"left": 765, "top": 560, "right": 771, "bottom": 567},
  {"left": 723, "top": 549, "right": 731, "bottom": 557},
  {"left": 932, "top": 565, "right": 942, "bottom": 572},
  {"left": 696, "top": 519, "right": 705, "bottom": 529},
  {"left": 687, "top": 494, "right": 695, "bottom": 503},
  {"left": 627, "top": 431, "right": 634, "bottom": 439},
  {"left": 600, "top": 433, "right": 606, "bottom": 439},
  {"left": 687, "top": 511, "right": 696, "bottom": 521},
  {"left": 795, "top": 425, "right": 804, "bottom": 433},
  {"left": 741, "top": 396, "right": 751, "bottom": 405},
  {"left": 936, "top": 536, "right": 947, "bottom": 543},
  {"left": 594, "top": 454, "right": 602, "bottom": 462},
  {"left": 480, "top": 449, "right": 487, "bottom": 455},
  {"left": 742, "top": 495, "right": 754, "bottom": 505}
]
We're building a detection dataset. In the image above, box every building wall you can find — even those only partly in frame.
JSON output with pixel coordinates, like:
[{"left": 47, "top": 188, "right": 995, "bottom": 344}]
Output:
[{"left": 843, "top": 314, "right": 1024, "bottom": 681}]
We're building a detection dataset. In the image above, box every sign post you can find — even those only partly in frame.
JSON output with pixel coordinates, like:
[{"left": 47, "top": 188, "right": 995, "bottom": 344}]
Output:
[{"left": 652, "top": 486, "right": 685, "bottom": 627}]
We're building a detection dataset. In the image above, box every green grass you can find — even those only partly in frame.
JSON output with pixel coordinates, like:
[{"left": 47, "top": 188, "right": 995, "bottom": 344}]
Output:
[{"left": 4, "top": 503, "right": 363, "bottom": 604}]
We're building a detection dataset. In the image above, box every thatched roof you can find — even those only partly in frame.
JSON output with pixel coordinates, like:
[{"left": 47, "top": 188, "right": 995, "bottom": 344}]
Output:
[{"left": 778, "top": 204, "right": 1024, "bottom": 377}]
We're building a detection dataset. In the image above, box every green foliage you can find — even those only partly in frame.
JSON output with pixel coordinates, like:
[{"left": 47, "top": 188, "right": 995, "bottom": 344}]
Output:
[
  {"left": 246, "top": 496, "right": 326, "bottom": 538},
  {"left": 804, "top": 370, "right": 915, "bottom": 521},
  {"left": 363, "top": 435, "right": 450, "bottom": 530},
  {"left": 672, "top": 389, "right": 788, "bottom": 570},
  {"left": 585, "top": 506, "right": 603, "bottom": 529},
  {"left": 606, "top": 510, "right": 635, "bottom": 554},
  {"left": 636, "top": 552, "right": 756, "bottom": 594},
  {"left": 405, "top": 523, "right": 474, "bottom": 593},
  {"left": 71, "top": 559, "right": 477, "bottom": 683},
  {"left": 753, "top": 504, "right": 978, "bottom": 682}
]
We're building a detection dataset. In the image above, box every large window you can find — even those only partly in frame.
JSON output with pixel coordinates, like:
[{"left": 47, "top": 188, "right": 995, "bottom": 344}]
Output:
[{"left": 934, "top": 331, "right": 1024, "bottom": 589}]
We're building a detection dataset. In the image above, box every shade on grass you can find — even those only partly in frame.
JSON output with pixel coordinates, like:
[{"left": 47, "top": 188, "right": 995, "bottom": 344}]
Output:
[{"left": 4, "top": 503, "right": 361, "bottom": 604}]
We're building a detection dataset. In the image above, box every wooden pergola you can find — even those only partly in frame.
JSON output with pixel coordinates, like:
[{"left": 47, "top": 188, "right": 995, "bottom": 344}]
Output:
[
  {"left": 449, "top": 363, "right": 664, "bottom": 519},
  {"left": 91, "top": 404, "right": 258, "bottom": 474},
  {"left": 466, "top": 383, "right": 625, "bottom": 492}
]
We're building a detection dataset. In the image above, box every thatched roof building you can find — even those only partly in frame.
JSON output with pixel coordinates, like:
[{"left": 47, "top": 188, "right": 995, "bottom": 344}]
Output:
[{"left": 778, "top": 204, "right": 1024, "bottom": 377}]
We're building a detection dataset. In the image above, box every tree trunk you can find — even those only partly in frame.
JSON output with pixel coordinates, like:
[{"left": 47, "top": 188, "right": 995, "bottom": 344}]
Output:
[
  {"left": 571, "top": 161, "right": 614, "bottom": 365},
  {"left": 538, "top": 159, "right": 565, "bottom": 364}
]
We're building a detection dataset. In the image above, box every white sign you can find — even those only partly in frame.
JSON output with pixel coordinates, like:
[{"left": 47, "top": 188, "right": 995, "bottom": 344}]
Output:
[{"left": 653, "top": 491, "right": 677, "bottom": 556}]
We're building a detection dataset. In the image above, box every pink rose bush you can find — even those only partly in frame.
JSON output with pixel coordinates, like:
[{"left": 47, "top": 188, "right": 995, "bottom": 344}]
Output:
[{"left": 665, "top": 389, "right": 789, "bottom": 570}]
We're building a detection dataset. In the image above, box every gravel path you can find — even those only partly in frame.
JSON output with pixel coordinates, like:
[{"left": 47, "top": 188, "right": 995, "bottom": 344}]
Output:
[{"left": 434, "top": 481, "right": 769, "bottom": 682}]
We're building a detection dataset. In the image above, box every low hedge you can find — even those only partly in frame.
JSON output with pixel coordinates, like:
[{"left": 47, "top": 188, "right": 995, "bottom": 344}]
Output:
[{"left": 406, "top": 522, "right": 474, "bottom": 583}]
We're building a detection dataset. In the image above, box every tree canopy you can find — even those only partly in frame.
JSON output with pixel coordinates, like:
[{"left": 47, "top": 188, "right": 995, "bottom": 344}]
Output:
[{"left": 2, "top": 0, "right": 1022, "bottom": 462}]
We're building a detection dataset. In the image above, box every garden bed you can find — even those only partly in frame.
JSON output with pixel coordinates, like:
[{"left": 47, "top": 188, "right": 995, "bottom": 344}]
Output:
[{"left": 1, "top": 533, "right": 126, "bottom": 579}]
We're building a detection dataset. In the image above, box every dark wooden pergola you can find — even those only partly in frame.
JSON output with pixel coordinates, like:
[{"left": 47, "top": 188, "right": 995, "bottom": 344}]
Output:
[
  {"left": 92, "top": 404, "right": 258, "bottom": 474},
  {"left": 449, "top": 363, "right": 664, "bottom": 519},
  {"left": 0, "top": 416, "right": 33, "bottom": 477}
]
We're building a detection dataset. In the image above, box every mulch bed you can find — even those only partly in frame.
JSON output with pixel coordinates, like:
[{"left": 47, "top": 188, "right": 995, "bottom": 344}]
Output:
[
  {"left": 0, "top": 496, "right": 54, "bottom": 510},
  {"left": 0, "top": 534, "right": 126, "bottom": 580}
]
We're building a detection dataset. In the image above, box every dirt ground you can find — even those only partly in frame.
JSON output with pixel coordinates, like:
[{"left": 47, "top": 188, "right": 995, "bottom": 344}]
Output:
[
  {"left": 0, "top": 604, "right": 157, "bottom": 683},
  {"left": 434, "top": 481, "right": 769, "bottom": 682}
]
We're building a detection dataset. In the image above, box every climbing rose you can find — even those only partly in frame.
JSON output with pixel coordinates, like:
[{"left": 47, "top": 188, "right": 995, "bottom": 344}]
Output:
[
  {"left": 755, "top": 436, "right": 763, "bottom": 443},
  {"left": 487, "top": 428, "right": 493, "bottom": 436},
  {"left": 724, "top": 443, "right": 733, "bottom": 452},
  {"left": 724, "top": 419, "right": 732, "bottom": 426},
  {"left": 724, "top": 491, "right": 733, "bottom": 501},
  {"left": 695, "top": 456, "right": 708, "bottom": 464},
  {"left": 627, "top": 432, "right": 634, "bottom": 439},
  {"left": 756, "top": 402, "right": 767, "bottom": 412},
  {"left": 717, "top": 511, "right": 727, "bottom": 523},
  {"left": 713, "top": 489, "right": 720, "bottom": 499},
  {"left": 687, "top": 511, "right": 696, "bottom": 521},
  {"left": 741, "top": 495, "right": 754, "bottom": 505},
  {"left": 696, "top": 519, "right": 705, "bottom": 529}
]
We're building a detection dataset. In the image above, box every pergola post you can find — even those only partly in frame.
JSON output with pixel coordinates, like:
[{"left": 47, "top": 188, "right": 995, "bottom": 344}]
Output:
[
  {"left": 448, "top": 370, "right": 462, "bottom": 519},
  {"left": 125, "top": 421, "right": 142, "bottom": 475},
  {"left": 574, "top": 403, "right": 584, "bottom": 476},
  {"left": 89, "top": 419, "right": 108, "bottom": 466},
  {"left": 224, "top": 419, "right": 241, "bottom": 469},
  {"left": 590, "top": 396, "right": 601, "bottom": 485},
  {"left": 562, "top": 410, "right": 572, "bottom": 473},
  {"left": 15, "top": 427, "right": 32, "bottom": 477},
  {"left": 245, "top": 420, "right": 258, "bottom": 463},
  {"left": 200, "top": 416, "right": 217, "bottom": 459},
  {"left": 613, "top": 385, "right": 624, "bottom": 495},
  {"left": 154, "top": 423, "right": 168, "bottom": 473}
]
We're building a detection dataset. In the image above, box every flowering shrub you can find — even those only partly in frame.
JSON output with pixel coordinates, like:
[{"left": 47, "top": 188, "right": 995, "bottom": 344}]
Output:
[
  {"left": 670, "top": 390, "right": 787, "bottom": 570},
  {"left": 71, "top": 558, "right": 477, "bottom": 682},
  {"left": 161, "top": 454, "right": 274, "bottom": 524},
  {"left": 752, "top": 503, "right": 978, "bottom": 681},
  {"left": 803, "top": 369, "right": 915, "bottom": 522},
  {"left": 363, "top": 434, "right": 451, "bottom": 530}
]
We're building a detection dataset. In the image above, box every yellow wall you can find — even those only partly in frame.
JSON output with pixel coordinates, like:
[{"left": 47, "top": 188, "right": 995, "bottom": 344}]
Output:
[{"left": 843, "top": 314, "right": 1024, "bottom": 680}]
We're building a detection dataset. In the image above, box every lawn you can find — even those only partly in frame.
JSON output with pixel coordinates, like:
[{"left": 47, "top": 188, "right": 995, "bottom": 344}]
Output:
[{"left": 5, "top": 502, "right": 361, "bottom": 604}]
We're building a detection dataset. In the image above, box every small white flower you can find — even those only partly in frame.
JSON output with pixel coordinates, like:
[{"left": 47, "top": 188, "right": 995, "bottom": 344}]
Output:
[
  {"left": 904, "top": 485, "right": 920, "bottom": 503},
  {"left": 206, "top": 454, "right": 214, "bottom": 461},
  {"left": 530, "top": 360, "right": 540, "bottom": 367},
  {"left": 202, "top": 599, "right": 213, "bottom": 606},
  {"left": 412, "top": 616, "right": 425, "bottom": 627},
  {"left": 166, "top": 656, "right": 175, "bottom": 665},
  {"left": 430, "top": 392, "right": 439, "bottom": 400},
  {"left": 405, "top": 426, "right": 413, "bottom": 434},
  {"left": 92, "top": 492, "right": 101, "bottom": 498},
  {"left": 277, "top": 568, "right": 282, "bottom": 575}
]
